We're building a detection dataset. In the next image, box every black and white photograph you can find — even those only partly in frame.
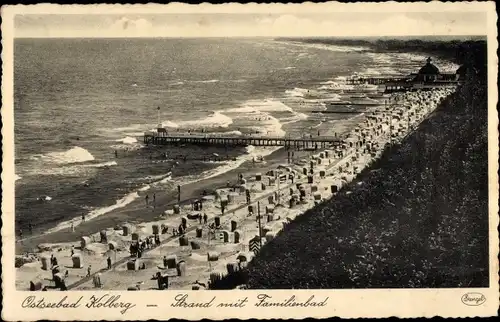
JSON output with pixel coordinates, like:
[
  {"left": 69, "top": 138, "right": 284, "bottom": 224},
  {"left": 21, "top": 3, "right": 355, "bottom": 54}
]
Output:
[{"left": 2, "top": 2, "right": 498, "bottom": 320}]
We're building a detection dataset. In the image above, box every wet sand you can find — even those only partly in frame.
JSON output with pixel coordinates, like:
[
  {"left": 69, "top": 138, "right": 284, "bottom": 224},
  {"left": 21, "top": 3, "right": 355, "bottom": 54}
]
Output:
[{"left": 16, "top": 145, "right": 329, "bottom": 253}]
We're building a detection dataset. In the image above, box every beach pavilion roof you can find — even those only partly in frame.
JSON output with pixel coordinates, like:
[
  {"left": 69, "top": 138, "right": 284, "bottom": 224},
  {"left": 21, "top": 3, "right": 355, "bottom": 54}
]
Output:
[{"left": 418, "top": 57, "right": 440, "bottom": 75}]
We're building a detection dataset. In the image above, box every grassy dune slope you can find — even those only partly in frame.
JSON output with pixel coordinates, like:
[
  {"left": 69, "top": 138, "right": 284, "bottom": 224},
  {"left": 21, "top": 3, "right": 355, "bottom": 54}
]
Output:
[{"left": 245, "top": 41, "right": 489, "bottom": 289}]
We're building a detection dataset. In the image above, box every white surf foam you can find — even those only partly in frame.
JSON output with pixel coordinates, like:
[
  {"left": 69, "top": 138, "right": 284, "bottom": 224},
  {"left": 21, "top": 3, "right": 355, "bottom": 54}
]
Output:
[
  {"left": 42, "top": 146, "right": 95, "bottom": 165},
  {"left": 224, "top": 130, "right": 243, "bottom": 136},
  {"left": 185, "top": 145, "right": 282, "bottom": 184},
  {"left": 15, "top": 174, "right": 22, "bottom": 182},
  {"left": 45, "top": 191, "right": 140, "bottom": 234},
  {"left": 241, "top": 99, "right": 294, "bottom": 113},
  {"left": 170, "top": 81, "right": 185, "bottom": 86},
  {"left": 89, "top": 161, "right": 118, "bottom": 168},
  {"left": 191, "top": 79, "right": 219, "bottom": 84},
  {"left": 178, "top": 111, "right": 233, "bottom": 129},
  {"left": 276, "top": 40, "right": 369, "bottom": 53},
  {"left": 359, "top": 67, "right": 402, "bottom": 76},
  {"left": 318, "top": 79, "right": 354, "bottom": 91},
  {"left": 115, "top": 136, "right": 138, "bottom": 144},
  {"left": 161, "top": 121, "right": 180, "bottom": 128},
  {"left": 285, "top": 87, "right": 310, "bottom": 98}
]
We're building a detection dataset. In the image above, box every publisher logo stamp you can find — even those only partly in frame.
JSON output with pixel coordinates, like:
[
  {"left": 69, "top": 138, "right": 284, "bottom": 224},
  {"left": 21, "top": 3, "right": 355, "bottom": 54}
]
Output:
[{"left": 461, "top": 293, "right": 486, "bottom": 306}]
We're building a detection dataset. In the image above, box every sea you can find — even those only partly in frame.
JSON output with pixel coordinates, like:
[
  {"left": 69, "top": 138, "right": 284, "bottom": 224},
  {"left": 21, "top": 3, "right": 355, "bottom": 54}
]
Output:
[{"left": 13, "top": 37, "right": 458, "bottom": 234}]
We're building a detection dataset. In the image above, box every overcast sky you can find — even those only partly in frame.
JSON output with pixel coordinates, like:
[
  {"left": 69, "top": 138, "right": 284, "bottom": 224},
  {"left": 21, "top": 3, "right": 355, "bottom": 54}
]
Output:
[{"left": 15, "top": 11, "right": 487, "bottom": 38}]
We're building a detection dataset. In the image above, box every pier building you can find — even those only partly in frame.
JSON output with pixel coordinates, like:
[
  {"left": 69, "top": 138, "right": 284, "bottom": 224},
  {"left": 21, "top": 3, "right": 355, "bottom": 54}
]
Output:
[{"left": 346, "top": 57, "right": 462, "bottom": 93}]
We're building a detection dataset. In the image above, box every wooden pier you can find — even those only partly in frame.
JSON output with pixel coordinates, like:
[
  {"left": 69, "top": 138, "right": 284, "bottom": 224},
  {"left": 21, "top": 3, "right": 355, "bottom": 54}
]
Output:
[
  {"left": 346, "top": 76, "right": 459, "bottom": 93},
  {"left": 346, "top": 76, "right": 411, "bottom": 85},
  {"left": 144, "top": 133, "right": 342, "bottom": 149},
  {"left": 311, "top": 110, "right": 372, "bottom": 114}
]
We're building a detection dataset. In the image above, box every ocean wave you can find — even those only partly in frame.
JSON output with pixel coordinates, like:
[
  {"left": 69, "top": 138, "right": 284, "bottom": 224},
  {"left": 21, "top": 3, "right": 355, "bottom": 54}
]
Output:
[
  {"left": 276, "top": 40, "right": 369, "bottom": 53},
  {"left": 184, "top": 145, "right": 282, "bottom": 183},
  {"left": 359, "top": 67, "right": 402, "bottom": 76},
  {"left": 158, "top": 112, "right": 233, "bottom": 131},
  {"left": 45, "top": 191, "right": 140, "bottom": 234},
  {"left": 115, "top": 136, "right": 138, "bottom": 144},
  {"left": 110, "top": 143, "right": 143, "bottom": 151},
  {"left": 124, "top": 131, "right": 147, "bottom": 137},
  {"left": 224, "top": 130, "right": 243, "bottom": 136},
  {"left": 190, "top": 79, "right": 219, "bottom": 84},
  {"left": 318, "top": 81, "right": 354, "bottom": 91},
  {"left": 161, "top": 120, "right": 180, "bottom": 128},
  {"left": 107, "top": 124, "right": 146, "bottom": 133},
  {"left": 170, "top": 81, "right": 185, "bottom": 86},
  {"left": 26, "top": 160, "right": 118, "bottom": 177},
  {"left": 226, "top": 98, "right": 308, "bottom": 137},
  {"left": 88, "top": 161, "right": 117, "bottom": 168},
  {"left": 15, "top": 174, "right": 22, "bottom": 182},
  {"left": 178, "top": 111, "right": 233, "bottom": 129},
  {"left": 240, "top": 99, "right": 294, "bottom": 113},
  {"left": 248, "top": 115, "right": 286, "bottom": 137},
  {"left": 285, "top": 87, "right": 311, "bottom": 98},
  {"left": 224, "top": 106, "right": 258, "bottom": 113},
  {"left": 41, "top": 146, "right": 95, "bottom": 165}
]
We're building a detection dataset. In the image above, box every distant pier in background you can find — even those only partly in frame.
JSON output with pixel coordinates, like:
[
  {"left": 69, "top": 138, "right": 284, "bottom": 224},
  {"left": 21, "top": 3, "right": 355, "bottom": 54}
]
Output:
[
  {"left": 346, "top": 57, "right": 464, "bottom": 93},
  {"left": 143, "top": 132, "right": 342, "bottom": 149}
]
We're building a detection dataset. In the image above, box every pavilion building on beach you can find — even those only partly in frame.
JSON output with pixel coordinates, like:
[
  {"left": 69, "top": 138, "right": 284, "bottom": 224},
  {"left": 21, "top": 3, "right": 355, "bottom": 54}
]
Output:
[{"left": 409, "top": 57, "right": 460, "bottom": 83}]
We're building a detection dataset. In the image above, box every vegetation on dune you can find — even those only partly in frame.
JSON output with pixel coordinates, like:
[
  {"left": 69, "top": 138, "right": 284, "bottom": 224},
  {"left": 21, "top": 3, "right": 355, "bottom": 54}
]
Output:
[
  {"left": 238, "top": 41, "right": 489, "bottom": 289},
  {"left": 277, "top": 37, "right": 487, "bottom": 66}
]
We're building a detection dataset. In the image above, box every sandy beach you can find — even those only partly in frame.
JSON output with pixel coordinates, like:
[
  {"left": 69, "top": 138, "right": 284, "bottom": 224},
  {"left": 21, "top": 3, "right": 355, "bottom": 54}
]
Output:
[{"left": 15, "top": 87, "right": 455, "bottom": 291}]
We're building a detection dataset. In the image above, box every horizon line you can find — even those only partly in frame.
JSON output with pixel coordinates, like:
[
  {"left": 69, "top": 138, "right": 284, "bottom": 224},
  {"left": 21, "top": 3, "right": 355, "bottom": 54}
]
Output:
[{"left": 14, "top": 35, "right": 487, "bottom": 40}]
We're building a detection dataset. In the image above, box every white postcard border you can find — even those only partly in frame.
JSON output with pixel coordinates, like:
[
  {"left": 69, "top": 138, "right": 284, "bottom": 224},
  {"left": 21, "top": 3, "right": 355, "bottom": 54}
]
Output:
[{"left": 2, "top": 2, "right": 498, "bottom": 320}]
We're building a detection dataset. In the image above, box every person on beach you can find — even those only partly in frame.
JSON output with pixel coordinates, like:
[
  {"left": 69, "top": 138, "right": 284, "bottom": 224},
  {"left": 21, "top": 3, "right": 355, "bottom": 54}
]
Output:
[
  {"left": 153, "top": 193, "right": 156, "bottom": 206},
  {"left": 70, "top": 222, "right": 74, "bottom": 232},
  {"left": 28, "top": 223, "right": 33, "bottom": 235},
  {"left": 198, "top": 215, "right": 202, "bottom": 224},
  {"left": 70, "top": 246, "right": 74, "bottom": 257},
  {"left": 114, "top": 150, "right": 118, "bottom": 158},
  {"left": 87, "top": 265, "right": 92, "bottom": 277},
  {"left": 19, "top": 229, "right": 23, "bottom": 239},
  {"left": 145, "top": 194, "right": 149, "bottom": 205},
  {"left": 81, "top": 214, "right": 85, "bottom": 222},
  {"left": 107, "top": 256, "right": 112, "bottom": 270}
]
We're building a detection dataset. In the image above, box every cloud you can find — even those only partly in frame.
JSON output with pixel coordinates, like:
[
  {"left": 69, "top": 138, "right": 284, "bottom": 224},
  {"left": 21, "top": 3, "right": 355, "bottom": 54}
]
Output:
[{"left": 14, "top": 13, "right": 487, "bottom": 38}]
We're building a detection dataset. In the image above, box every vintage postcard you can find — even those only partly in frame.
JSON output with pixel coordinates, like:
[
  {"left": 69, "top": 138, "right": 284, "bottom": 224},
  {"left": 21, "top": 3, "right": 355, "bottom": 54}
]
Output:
[{"left": 1, "top": 2, "right": 498, "bottom": 320}]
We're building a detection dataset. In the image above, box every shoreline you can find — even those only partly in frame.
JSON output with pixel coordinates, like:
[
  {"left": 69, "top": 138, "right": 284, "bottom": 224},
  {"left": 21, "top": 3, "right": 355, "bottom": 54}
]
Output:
[
  {"left": 15, "top": 86, "right": 456, "bottom": 291},
  {"left": 15, "top": 141, "right": 328, "bottom": 253}
]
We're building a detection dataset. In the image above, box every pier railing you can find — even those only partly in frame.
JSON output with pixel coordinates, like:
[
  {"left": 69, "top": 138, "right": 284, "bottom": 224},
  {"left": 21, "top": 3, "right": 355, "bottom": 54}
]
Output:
[{"left": 143, "top": 133, "right": 342, "bottom": 149}]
